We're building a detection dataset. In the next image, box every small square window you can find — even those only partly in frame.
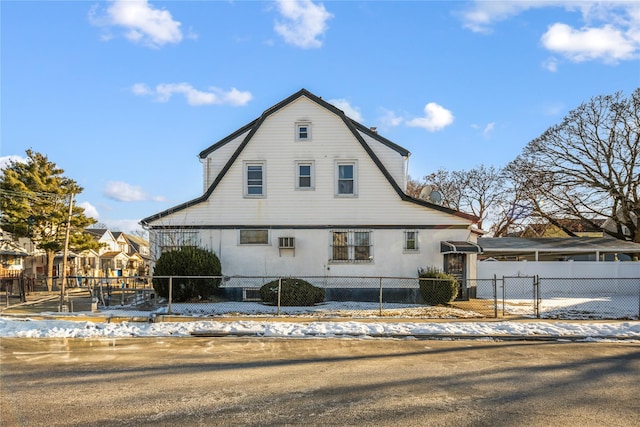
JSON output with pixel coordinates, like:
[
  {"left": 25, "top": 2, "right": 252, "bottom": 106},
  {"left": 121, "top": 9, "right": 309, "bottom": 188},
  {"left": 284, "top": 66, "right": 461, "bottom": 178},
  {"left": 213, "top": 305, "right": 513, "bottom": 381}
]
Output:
[
  {"left": 404, "top": 230, "right": 419, "bottom": 252},
  {"left": 296, "top": 122, "right": 311, "bottom": 141}
]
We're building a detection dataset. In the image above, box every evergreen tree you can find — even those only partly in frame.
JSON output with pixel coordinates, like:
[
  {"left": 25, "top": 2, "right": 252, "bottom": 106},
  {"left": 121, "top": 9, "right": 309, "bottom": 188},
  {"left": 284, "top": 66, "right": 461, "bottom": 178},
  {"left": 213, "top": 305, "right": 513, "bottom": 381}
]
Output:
[{"left": 0, "top": 150, "right": 98, "bottom": 290}]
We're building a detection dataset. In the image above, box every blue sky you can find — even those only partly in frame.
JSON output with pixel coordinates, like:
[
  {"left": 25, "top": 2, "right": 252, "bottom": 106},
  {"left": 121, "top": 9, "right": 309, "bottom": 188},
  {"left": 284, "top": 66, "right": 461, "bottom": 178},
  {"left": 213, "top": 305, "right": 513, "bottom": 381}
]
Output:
[{"left": 2, "top": 0, "right": 639, "bottom": 233}]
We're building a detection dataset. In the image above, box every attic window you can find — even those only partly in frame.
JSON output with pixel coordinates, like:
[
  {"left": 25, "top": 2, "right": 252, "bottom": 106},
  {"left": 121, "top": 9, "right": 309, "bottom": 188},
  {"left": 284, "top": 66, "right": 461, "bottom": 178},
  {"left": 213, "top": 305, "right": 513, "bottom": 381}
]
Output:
[{"left": 296, "top": 122, "right": 311, "bottom": 141}]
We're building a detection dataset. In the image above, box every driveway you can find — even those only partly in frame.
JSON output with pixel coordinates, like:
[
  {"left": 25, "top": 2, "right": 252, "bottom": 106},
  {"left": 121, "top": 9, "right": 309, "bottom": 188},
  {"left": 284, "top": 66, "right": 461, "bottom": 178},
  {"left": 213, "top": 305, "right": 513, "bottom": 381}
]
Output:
[{"left": 1, "top": 337, "right": 639, "bottom": 426}]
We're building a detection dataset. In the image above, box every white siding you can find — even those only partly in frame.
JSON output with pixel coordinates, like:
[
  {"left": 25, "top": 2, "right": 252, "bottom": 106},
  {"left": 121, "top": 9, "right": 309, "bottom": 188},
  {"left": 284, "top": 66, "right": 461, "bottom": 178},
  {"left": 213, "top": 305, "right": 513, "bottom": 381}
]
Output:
[
  {"left": 147, "top": 94, "right": 477, "bottom": 279},
  {"left": 162, "top": 227, "right": 476, "bottom": 278},
  {"left": 150, "top": 97, "right": 470, "bottom": 228},
  {"left": 202, "top": 129, "right": 250, "bottom": 191},
  {"left": 358, "top": 131, "right": 407, "bottom": 189}
]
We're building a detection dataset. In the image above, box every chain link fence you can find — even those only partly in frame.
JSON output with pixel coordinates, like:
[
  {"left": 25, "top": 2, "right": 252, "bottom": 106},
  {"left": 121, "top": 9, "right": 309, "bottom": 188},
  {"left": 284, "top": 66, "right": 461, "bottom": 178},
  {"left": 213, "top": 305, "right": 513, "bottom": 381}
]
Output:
[
  {"left": 5, "top": 274, "right": 639, "bottom": 320},
  {"left": 538, "top": 277, "right": 640, "bottom": 320}
]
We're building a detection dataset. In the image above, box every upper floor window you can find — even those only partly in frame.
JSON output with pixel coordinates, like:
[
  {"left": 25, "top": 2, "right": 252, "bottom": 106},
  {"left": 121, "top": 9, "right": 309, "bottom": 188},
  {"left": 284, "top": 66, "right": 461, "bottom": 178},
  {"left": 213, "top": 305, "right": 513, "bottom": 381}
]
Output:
[
  {"left": 336, "top": 161, "right": 357, "bottom": 196},
  {"left": 404, "top": 230, "right": 419, "bottom": 252},
  {"left": 296, "top": 122, "right": 311, "bottom": 141},
  {"left": 244, "top": 161, "right": 265, "bottom": 197},
  {"left": 296, "top": 161, "right": 315, "bottom": 190}
]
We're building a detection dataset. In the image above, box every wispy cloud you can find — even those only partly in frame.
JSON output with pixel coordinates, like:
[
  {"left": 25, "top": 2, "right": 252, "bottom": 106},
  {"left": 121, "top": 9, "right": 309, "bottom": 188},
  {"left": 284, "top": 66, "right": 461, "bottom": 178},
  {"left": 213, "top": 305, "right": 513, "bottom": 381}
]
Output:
[
  {"left": 89, "top": 0, "right": 186, "bottom": 48},
  {"left": 104, "top": 181, "right": 165, "bottom": 202},
  {"left": 328, "top": 98, "right": 363, "bottom": 122},
  {"left": 132, "top": 83, "right": 252, "bottom": 106},
  {"left": 103, "top": 219, "right": 146, "bottom": 234},
  {"left": 378, "top": 109, "right": 404, "bottom": 128},
  {"left": 406, "top": 103, "right": 454, "bottom": 132},
  {"left": 458, "top": 1, "right": 640, "bottom": 65},
  {"left": 274, "top": 0, "right": 333, "bottom": 48}
]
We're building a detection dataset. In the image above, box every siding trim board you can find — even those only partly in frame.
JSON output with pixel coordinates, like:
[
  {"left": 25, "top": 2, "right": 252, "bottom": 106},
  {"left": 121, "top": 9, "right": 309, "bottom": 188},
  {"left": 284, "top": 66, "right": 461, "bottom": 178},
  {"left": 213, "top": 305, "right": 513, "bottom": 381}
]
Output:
[
  {"left": 140, "top": 89, "right": 479, "bottom": 226},
  {"left": 147, "top": 224, "right": 471, "bottom": 231}
]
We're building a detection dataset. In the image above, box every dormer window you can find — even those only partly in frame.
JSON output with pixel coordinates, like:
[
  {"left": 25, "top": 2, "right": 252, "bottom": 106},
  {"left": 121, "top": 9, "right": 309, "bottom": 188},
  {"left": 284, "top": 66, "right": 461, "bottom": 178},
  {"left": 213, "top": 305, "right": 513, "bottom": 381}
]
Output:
[{"left": 296, "top": 122, "right": 311, "bottom": 141}]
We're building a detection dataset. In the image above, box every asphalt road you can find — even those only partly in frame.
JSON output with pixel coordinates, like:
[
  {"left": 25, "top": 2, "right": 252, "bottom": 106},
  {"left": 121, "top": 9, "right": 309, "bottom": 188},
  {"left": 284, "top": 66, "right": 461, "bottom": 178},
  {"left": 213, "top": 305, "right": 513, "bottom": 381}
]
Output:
[{"left": 1, "top": 337, "right": 639, "bottom": 426}]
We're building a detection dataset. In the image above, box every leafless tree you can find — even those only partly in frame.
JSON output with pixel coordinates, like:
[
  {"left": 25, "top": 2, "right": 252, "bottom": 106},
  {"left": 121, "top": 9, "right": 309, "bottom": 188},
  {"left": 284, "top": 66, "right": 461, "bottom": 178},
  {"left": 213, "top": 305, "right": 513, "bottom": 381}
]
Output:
[
  {"left": 505, "top": 89, "right": 639, "bottom": 242},
  {"left": 410, "top": 166, "right": 505, "bottom": 231}
]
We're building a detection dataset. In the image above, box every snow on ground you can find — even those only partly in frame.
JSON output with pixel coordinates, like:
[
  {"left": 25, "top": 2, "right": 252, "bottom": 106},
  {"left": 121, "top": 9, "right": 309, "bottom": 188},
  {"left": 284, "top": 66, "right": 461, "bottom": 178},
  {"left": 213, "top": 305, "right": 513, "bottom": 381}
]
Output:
[
  {"left": 1, "top": 316, "right": 639, "bottom": 341},
  {"left": 1, "top": 299, "right": 638, "bottom": 341}
]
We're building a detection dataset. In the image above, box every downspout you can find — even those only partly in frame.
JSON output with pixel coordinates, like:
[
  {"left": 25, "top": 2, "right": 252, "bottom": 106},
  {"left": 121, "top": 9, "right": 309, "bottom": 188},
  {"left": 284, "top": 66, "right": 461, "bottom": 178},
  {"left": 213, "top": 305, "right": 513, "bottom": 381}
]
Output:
[{"left": 403, "top": 155, "right": 410, "bottom": 192}]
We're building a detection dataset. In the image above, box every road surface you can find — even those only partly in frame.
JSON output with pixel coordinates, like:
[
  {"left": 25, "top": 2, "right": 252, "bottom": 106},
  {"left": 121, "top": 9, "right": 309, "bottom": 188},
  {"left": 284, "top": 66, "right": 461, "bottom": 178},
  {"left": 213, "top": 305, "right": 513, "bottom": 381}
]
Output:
[{"left": 1, "top": 337, "right": 639, "bottom": 426}]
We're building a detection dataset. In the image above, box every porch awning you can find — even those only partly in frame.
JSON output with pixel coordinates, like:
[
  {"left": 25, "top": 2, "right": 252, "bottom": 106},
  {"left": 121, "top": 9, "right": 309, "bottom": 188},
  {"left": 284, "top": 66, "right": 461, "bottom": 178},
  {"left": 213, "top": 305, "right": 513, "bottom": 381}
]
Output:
[{"left": 440, "top": 241, "right": 482, "bottom": 254}]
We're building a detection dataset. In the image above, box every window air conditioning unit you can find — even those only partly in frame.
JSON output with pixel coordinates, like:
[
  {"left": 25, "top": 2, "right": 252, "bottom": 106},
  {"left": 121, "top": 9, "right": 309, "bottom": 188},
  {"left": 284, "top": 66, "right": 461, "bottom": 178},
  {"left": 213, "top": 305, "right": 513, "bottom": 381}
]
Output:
[{"left": 278, "top": 237, "right": 295, "bottom": 249}]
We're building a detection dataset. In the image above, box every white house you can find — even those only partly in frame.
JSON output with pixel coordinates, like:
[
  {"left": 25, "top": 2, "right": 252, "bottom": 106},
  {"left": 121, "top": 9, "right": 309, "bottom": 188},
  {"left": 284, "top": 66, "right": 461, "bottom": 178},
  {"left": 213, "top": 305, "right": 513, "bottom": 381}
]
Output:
[{"left": 141, "top": 89, "right": 481, "bottom": 296}]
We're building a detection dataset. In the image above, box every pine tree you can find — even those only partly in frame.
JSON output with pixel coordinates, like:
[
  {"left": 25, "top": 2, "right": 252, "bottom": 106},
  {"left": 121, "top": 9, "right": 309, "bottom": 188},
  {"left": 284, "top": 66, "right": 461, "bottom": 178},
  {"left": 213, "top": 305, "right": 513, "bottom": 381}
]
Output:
[{"left": 0, "top": 150, "right": 99, "bottom": 290}]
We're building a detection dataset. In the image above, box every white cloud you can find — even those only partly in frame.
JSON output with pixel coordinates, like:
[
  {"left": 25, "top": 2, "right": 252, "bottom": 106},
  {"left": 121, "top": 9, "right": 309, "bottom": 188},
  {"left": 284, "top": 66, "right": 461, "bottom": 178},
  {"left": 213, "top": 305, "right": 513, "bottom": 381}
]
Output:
[
  {"left": 542, "top": 57, "right": 559, "bottom": 72},
  {"left": 0, "top": 155, "right": 26, "bottom": 172},
  {"left": 378, "top": 109, "right": 404, "bottom": 128},
  {"left": 103, "top": 181, "right": 165, "bottom": 202},
  {"left": 328, "top": 98, "right": 363, "bottom": 122},
  {"left": 541, "top": 23, "right": 637, "bottom": 63},
  {"left": 132, "top": 83, "right": 252, "bottom": 106},
  {"left": 458, "top": 1, "right": 640, "bottom": 64},
  {"left": 102, "top": 219, "right": 146, "bottom": 234},
  {"left": 406, "top": 103, "right": 454, "bottom": 132},
  {"left": 90, "top": 0, "right": 185, "bottom": 48},
  {"left": 274, "top": 0, "right": 333, "bottom": 49},
  {"left": 78, "top": 201, "right": 100, "bottom": 220},
  {"left": 483, "top": 122, "right": 495, "bottom": 138},
  {"left": 131, "top": 83, "right": 153, "bottom": 96}
]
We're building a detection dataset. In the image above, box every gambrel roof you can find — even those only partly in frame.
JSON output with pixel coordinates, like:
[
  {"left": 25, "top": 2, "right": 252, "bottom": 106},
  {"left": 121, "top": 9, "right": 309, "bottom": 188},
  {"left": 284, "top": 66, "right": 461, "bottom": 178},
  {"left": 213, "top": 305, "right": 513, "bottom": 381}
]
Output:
[{"left": 141, "top": 89, "right": 478, "bottom": 226}]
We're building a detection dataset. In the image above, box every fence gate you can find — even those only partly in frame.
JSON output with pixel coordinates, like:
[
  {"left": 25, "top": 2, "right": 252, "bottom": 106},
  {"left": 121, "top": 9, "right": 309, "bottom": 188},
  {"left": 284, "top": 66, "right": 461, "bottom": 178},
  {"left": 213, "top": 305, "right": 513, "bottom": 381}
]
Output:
[{"left": 502, "top": 276, "right": 538, "bottom": 318}]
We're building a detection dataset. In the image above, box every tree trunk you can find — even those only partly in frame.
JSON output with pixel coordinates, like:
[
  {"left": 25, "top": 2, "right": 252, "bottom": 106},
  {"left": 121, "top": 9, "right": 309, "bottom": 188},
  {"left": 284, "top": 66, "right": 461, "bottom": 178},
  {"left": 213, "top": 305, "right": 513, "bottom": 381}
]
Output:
[{"left": 46, "top": 249, "right": 55, "bottom": 292}]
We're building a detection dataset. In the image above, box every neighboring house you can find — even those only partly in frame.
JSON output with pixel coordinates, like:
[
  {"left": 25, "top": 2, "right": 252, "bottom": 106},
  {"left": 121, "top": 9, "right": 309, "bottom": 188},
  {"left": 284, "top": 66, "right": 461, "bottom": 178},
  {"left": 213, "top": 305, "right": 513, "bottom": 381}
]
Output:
[
  {"left": 122, "top": 233, "right": 151, "bottom": 276},
  {"left": 513, "top": 219, "right": 606, "bottom": 238},
  {"left": 476, "top": 236, "right": 640, "bottom": 284},
  {"left": 141, "top": 89, "right": 481, "bottom": 298},
  {"left": 478, "top": 236, "right": 640, "bottom": 262},
  {"left": 0, "top": 238, "right": 28, "bottom": 277}
]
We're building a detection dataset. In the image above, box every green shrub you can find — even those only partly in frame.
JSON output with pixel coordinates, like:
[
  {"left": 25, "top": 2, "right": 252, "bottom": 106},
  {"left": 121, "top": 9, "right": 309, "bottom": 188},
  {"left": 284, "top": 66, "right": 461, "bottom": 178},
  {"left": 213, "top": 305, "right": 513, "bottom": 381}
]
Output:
[
  {"left": 418, "top": 267, "right": 458, "bottom": 305},
  {"left": 152, "top": 247, "right": 222, "bottom": 302},
  {"left": 259, "top": 278, "right": 325, "bottom": 306}
]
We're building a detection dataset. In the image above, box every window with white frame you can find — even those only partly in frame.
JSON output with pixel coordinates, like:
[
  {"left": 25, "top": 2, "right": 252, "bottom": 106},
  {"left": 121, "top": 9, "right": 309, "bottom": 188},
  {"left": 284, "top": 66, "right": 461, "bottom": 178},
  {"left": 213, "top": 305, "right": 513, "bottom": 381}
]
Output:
[
  {"left": 404, "top": 230, "right": 419, "bottom": 252},
  {"left": 330, "top": 230, "right": 372, "bottom": 262},
  {"left": 296, "top": 122, "right": 311, "bottom": 141},
  {"left": 244, "top": 161, "right": 265, "bottom": 197},
  {"left": 295, "top": 161, "right": 314, "bottom": 190},
  {"left": 239, "top": 229, "right": 269, "bottom": 245},
  {"left": 336, "top": 161, "right": 357, "bottom": 196}
]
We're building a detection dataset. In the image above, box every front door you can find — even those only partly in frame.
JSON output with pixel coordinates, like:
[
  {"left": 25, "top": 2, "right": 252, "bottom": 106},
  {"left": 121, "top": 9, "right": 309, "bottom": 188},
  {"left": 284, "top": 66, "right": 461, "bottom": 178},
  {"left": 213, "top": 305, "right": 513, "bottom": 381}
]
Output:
[{"left": 444, "top": 253, "right": 466, "bottom": 300}]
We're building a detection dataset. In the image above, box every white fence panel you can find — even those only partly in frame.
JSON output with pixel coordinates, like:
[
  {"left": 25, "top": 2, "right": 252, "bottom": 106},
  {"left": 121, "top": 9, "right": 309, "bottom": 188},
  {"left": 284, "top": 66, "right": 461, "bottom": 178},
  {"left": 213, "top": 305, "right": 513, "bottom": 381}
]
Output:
[{"left": 478, "top": 261, "right": 640, "bottom": 281}]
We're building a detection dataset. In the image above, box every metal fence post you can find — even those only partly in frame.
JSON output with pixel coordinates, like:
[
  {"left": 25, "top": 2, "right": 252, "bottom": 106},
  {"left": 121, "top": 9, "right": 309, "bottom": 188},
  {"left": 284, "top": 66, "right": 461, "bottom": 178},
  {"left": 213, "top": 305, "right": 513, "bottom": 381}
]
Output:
[
  {"left": 533, "top": 274, "right": 540, "bottom": 319},
  {"left": 493, "top": 274, "right": 498, "bottom": 318},
  {"left": 502, "top": 276, "right": 506, "bottom": 317},
  {"left": 277, "top": 278, "right": 282, "bottom": 316},
  {"left": 168, "top": 276, "right": 173, "bottom": 315},
  {"left": 379, "top": 277, "right": 383, "bottom": 316}
]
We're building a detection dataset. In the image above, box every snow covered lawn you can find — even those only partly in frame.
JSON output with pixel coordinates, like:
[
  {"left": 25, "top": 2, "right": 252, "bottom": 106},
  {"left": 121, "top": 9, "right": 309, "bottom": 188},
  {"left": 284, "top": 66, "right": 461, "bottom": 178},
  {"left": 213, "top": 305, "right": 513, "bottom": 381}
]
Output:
[{"left": 1, "top": 316, "right": 639, "bottom": 341}]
